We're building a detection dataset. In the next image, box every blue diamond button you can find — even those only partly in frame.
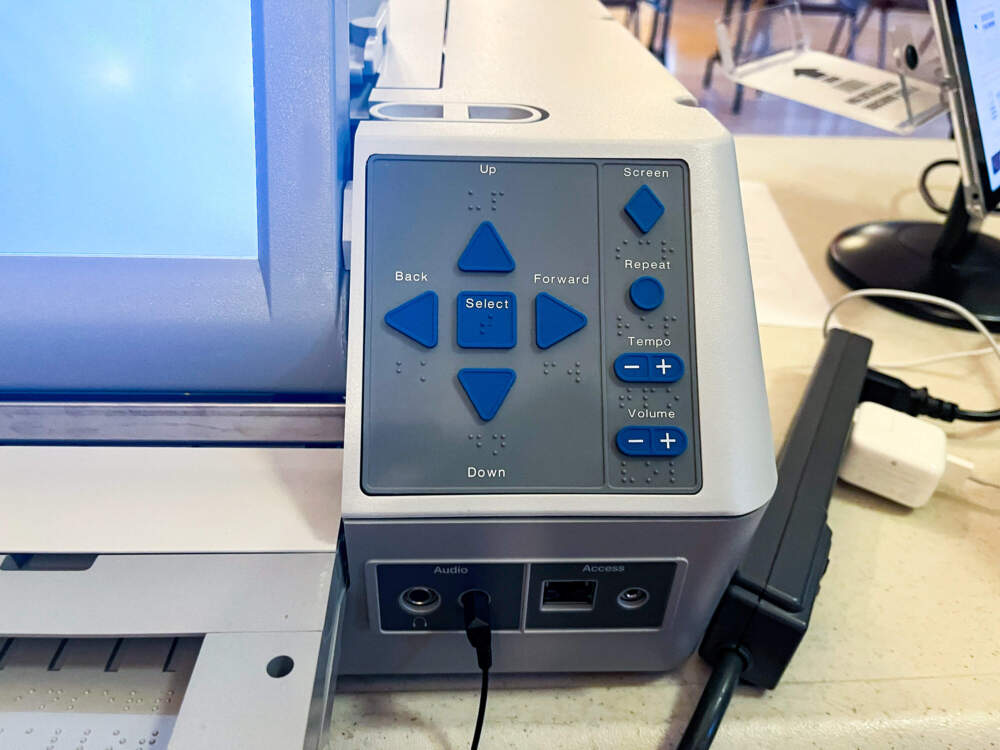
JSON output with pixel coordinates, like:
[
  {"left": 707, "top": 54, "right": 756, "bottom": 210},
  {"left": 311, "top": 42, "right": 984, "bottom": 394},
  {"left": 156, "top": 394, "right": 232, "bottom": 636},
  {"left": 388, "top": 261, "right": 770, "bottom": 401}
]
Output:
[
  {"left": 458, "top": 221, "right": 515, "bottom": 272},
  {"left": 624, "top": 185, "right": 665, "bottom": 234}
]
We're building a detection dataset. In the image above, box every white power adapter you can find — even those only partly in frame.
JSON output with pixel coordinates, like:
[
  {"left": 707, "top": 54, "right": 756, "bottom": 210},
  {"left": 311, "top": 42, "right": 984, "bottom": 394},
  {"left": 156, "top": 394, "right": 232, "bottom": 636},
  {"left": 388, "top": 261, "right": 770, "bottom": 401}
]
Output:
[{"left": 838, "top": 402, "right": 974, "bottom": 508}]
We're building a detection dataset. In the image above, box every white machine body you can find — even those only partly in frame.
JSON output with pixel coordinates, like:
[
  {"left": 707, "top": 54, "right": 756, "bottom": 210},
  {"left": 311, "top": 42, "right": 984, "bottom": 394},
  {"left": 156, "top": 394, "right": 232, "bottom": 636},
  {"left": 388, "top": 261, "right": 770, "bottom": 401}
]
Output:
[{"left": 339, "top": 0, "right": 775, "bottom": 674}]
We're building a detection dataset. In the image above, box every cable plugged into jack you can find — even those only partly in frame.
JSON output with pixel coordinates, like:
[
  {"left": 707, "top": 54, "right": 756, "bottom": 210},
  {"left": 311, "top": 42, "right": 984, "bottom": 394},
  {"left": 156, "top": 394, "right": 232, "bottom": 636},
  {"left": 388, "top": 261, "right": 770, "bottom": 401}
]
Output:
[
  {"left": 461, "top": 590, "right": 492, "bottom": 750},
  {"left": 861, "top": 369, "right": 1000, "bottom": 423}
]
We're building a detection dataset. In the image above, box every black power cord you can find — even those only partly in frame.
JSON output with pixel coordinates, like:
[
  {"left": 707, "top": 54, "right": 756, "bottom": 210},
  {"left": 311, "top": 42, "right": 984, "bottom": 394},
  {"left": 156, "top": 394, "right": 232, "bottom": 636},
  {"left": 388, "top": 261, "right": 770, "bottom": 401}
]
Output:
[
  {"left": 918, "top": 157, "right": 1000, "bottom": 219},
  {"left": 677, "top": 648, "right": 748, "bottom": 750},
  {"left": 679, "top": 331, "right": 875, "bottom": 749},
  {"left": 862, "top": 368, "right": 1000, "bottom": 422},
  {"left": 918, "top": 158, "right": 959, "bottom": 215},
  {"left": 461, "top": 590, "right": 492, "bottom": 750}
]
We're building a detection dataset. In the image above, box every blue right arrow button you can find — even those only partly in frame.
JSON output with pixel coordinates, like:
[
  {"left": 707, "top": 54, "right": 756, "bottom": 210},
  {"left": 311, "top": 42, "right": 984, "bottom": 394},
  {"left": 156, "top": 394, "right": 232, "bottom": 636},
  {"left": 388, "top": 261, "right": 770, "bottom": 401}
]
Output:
[{"left": 535, "top": 293, "right": 587, "bottom": 349}]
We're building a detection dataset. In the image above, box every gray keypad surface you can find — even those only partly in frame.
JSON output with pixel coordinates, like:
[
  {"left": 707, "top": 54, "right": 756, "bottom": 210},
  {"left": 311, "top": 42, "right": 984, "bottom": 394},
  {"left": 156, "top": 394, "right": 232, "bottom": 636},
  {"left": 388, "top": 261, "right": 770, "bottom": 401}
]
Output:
[{"left": 362, "top": 156, "right": 700, "bottom": 494}]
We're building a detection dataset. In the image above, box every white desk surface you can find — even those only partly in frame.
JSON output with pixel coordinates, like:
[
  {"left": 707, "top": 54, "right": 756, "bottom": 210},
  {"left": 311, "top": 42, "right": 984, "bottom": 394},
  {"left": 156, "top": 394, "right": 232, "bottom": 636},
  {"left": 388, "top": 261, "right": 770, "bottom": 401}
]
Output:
[{"left": 329, "top": 136, "right": 1000, "bottom": 749}]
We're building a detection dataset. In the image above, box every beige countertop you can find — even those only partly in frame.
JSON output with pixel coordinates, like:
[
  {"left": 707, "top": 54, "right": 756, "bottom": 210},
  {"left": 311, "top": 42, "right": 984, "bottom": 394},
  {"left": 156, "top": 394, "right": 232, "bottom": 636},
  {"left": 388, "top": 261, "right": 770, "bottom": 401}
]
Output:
[{"left": 329, "top": 136, "right": 1000, "bottom": 749}]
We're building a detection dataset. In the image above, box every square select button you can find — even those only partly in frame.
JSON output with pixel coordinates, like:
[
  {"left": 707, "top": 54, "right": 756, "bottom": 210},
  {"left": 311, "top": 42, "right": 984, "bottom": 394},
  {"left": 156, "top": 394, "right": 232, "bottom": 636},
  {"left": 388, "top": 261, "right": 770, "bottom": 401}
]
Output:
[{"left": 457, "top": 291, "right": 517, "bottom": 349}]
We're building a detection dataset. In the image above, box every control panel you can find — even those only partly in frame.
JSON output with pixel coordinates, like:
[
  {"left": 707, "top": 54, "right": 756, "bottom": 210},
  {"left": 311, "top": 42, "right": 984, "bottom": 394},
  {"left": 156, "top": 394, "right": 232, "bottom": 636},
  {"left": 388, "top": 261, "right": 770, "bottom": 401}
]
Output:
[{"left": 361, "top": 157, "right": 700, "bottom": 494}]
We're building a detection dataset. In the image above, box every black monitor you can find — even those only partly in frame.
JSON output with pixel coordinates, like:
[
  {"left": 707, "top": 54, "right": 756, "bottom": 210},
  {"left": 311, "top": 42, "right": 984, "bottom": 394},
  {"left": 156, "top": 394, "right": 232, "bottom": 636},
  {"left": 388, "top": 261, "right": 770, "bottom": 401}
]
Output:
[
  {"left": 944, "top": 0, "right": 1000, "bottom": 213},
  {"left": 827, "top": 0, "right": 1000, "bottom": 331}
]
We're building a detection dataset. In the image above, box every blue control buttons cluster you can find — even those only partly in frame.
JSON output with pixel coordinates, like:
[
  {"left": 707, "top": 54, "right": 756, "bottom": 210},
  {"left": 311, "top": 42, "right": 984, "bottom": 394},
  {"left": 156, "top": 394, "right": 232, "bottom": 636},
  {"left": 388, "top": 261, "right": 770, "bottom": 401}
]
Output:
[
  {"left": 616, "top": 426, "right": 687, "bottom": 457},
  {"left": 624, "top": 184, "right": 665, "bottom": 234},
  {"left": 384, "top": 291, "right": 439, "bottom": 348},
  {"left": 457, "top": 291, "right": 517, "bottom": 349},
  {"left": 458, "top": 221, "right": 515, "bottom": 272},
  {"left": 535, "top": 292, "right": 587, "bottom": 349},
  {"left": 629, "top": 275, "right": 664, "bottom": 311},
  {"left": 386, "top": 223, "right": 590, "bottom": 422},
  {"left": 458, "top": 368, "right": 517, "bottom": 421},
  {"left": 614, "top": 352, "right": 684, "bottom": 383},
  {"left": 450, "top": 225, "right": 515, "bottom": 420}
]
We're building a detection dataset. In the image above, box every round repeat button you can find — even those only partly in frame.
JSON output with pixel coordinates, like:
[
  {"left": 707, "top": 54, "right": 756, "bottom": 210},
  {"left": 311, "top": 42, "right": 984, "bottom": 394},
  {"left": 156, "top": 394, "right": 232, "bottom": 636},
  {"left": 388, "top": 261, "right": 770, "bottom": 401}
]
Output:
[{"left": 629, "top": 276, "right": 664, "bottom": 311}]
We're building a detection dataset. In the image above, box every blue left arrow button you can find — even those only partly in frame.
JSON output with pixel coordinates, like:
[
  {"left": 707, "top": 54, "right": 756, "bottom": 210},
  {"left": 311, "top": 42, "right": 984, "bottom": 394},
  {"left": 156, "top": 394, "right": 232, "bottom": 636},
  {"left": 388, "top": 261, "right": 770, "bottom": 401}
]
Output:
[
  {"left": 458, "top": 368, "right": 516, "bottom": 421},
  {"left": 385, "top": 291, "right": 438, "bottom": 348}
]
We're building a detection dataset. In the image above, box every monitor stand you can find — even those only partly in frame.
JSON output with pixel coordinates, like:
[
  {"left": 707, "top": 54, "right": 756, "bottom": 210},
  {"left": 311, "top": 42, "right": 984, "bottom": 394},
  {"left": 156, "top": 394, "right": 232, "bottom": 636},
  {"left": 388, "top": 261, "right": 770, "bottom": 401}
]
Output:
[{"left": 827, "top": 184, "right": 1000, "bottom": 332}]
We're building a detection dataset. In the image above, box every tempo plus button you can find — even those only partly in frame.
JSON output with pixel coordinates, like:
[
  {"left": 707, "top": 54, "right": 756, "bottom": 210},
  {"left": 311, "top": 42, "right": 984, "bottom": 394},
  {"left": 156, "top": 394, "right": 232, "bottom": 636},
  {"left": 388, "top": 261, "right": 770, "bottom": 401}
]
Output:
[
  {"left": 384, "top": 291, "right": 438, "bottom": 348},
  {"left": 616, "top": 427, "right": 652, "bottom": 456},
  {"left": 458, "top": 221, "right": 515, "bottom": 273},
  {"left": 629, "top": 276, "right": 664, "bottom": 311},
  {"left": 651, "top": 427, "right": 687, "bottom": 456},
  {"left": 457, "top": 291, "right": 517, "bottom": 349},
  {"left": 614, "top": 353, "right": 684, "bottom": 383},
  {"left": 624, "top": 184, "right": 665, "bottom": 234},
  {"left": 458, "top": 368, "right": 516, "bottom": 421},
  {"left": 648, "top": 353, "right": 684, "bottom": 382}
]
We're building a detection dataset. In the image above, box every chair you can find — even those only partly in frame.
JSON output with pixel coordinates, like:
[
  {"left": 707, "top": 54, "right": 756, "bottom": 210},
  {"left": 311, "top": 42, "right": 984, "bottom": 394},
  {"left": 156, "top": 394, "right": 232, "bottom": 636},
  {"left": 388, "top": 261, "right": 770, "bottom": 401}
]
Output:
[
  {"left": 603, "top": 0, "right": 642, "bottom": 37},
  {"left": 647, "top": 0, "right": 676, "bottom": 64}
]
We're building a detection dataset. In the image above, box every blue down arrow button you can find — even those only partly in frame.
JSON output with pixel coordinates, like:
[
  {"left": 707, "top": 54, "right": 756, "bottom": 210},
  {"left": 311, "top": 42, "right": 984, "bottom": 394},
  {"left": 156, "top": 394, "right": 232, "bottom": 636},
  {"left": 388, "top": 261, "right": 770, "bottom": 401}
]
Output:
[{"left": 458, "top": 368, "right": 517, "bottom": 421}]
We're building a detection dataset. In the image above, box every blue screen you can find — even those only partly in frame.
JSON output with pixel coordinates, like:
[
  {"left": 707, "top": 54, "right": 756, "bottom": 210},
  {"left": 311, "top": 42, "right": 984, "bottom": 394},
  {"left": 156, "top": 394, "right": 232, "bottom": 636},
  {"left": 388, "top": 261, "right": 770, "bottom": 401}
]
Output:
[{"left": 0, "top": 1, "right": 259, "bottom": 257}]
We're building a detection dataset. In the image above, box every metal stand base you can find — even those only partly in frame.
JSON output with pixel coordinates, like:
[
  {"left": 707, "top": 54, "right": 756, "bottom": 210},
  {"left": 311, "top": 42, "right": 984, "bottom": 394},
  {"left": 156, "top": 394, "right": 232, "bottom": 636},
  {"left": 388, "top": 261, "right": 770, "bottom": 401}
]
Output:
[{"left": 828, "top": 219, "right": 1000, "bottom": 332}]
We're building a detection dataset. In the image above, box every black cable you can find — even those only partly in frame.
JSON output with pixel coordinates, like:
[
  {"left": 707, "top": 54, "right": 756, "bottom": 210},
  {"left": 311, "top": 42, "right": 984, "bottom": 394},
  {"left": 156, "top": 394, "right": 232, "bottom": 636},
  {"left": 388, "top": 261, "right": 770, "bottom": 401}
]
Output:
[
  {"left": 862, "top": 368, "right": 1000, "bottom": 422},
  {"left": 677, "top": 648, "right": 747, "bottom": 750},
  {"left": 918, "top": 158, "right": 959, "bottom": 215},
  {"left": 471, "top": 666, "right": 489, "bottom": 750},
  {"left": 918, "top": 157, "right": 1000, "bottom": 218},
  {"left": 680, "top": 332, "right": 873, "bottom": 749},
  {"left": 461, "top": 590, "right": 492, "bottom": 750},
  {"left": 955, "top": 407, "right": 1000, "bottom": 422}
]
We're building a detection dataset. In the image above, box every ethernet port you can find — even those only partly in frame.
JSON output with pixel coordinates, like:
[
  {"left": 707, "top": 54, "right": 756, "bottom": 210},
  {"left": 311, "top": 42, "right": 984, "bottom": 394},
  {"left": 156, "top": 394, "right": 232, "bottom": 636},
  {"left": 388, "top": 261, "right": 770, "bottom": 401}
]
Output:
[{"left": 540, "top": 579, "right": 597, "bottom": 612}]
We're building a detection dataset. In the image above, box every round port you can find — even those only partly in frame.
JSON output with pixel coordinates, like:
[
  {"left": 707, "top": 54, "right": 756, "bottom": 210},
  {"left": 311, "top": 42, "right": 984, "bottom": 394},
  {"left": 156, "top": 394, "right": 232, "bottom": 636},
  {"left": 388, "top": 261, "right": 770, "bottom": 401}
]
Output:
[
  {"left": 457, "top": 589, "right": 492, "bottom": 609},
  {"left": 399, "top": 586, "right": 442, "bottom": 615},
  {"left": 617, "top": 587, "right": 650, "bottom": 610}
]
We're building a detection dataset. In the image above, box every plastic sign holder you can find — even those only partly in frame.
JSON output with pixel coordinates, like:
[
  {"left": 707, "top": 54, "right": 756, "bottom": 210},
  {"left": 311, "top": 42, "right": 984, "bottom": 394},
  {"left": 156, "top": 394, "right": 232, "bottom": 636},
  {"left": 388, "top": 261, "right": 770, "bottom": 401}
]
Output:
[{"left": 715, "top": 1, "right": 949, "bottom": 134}]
